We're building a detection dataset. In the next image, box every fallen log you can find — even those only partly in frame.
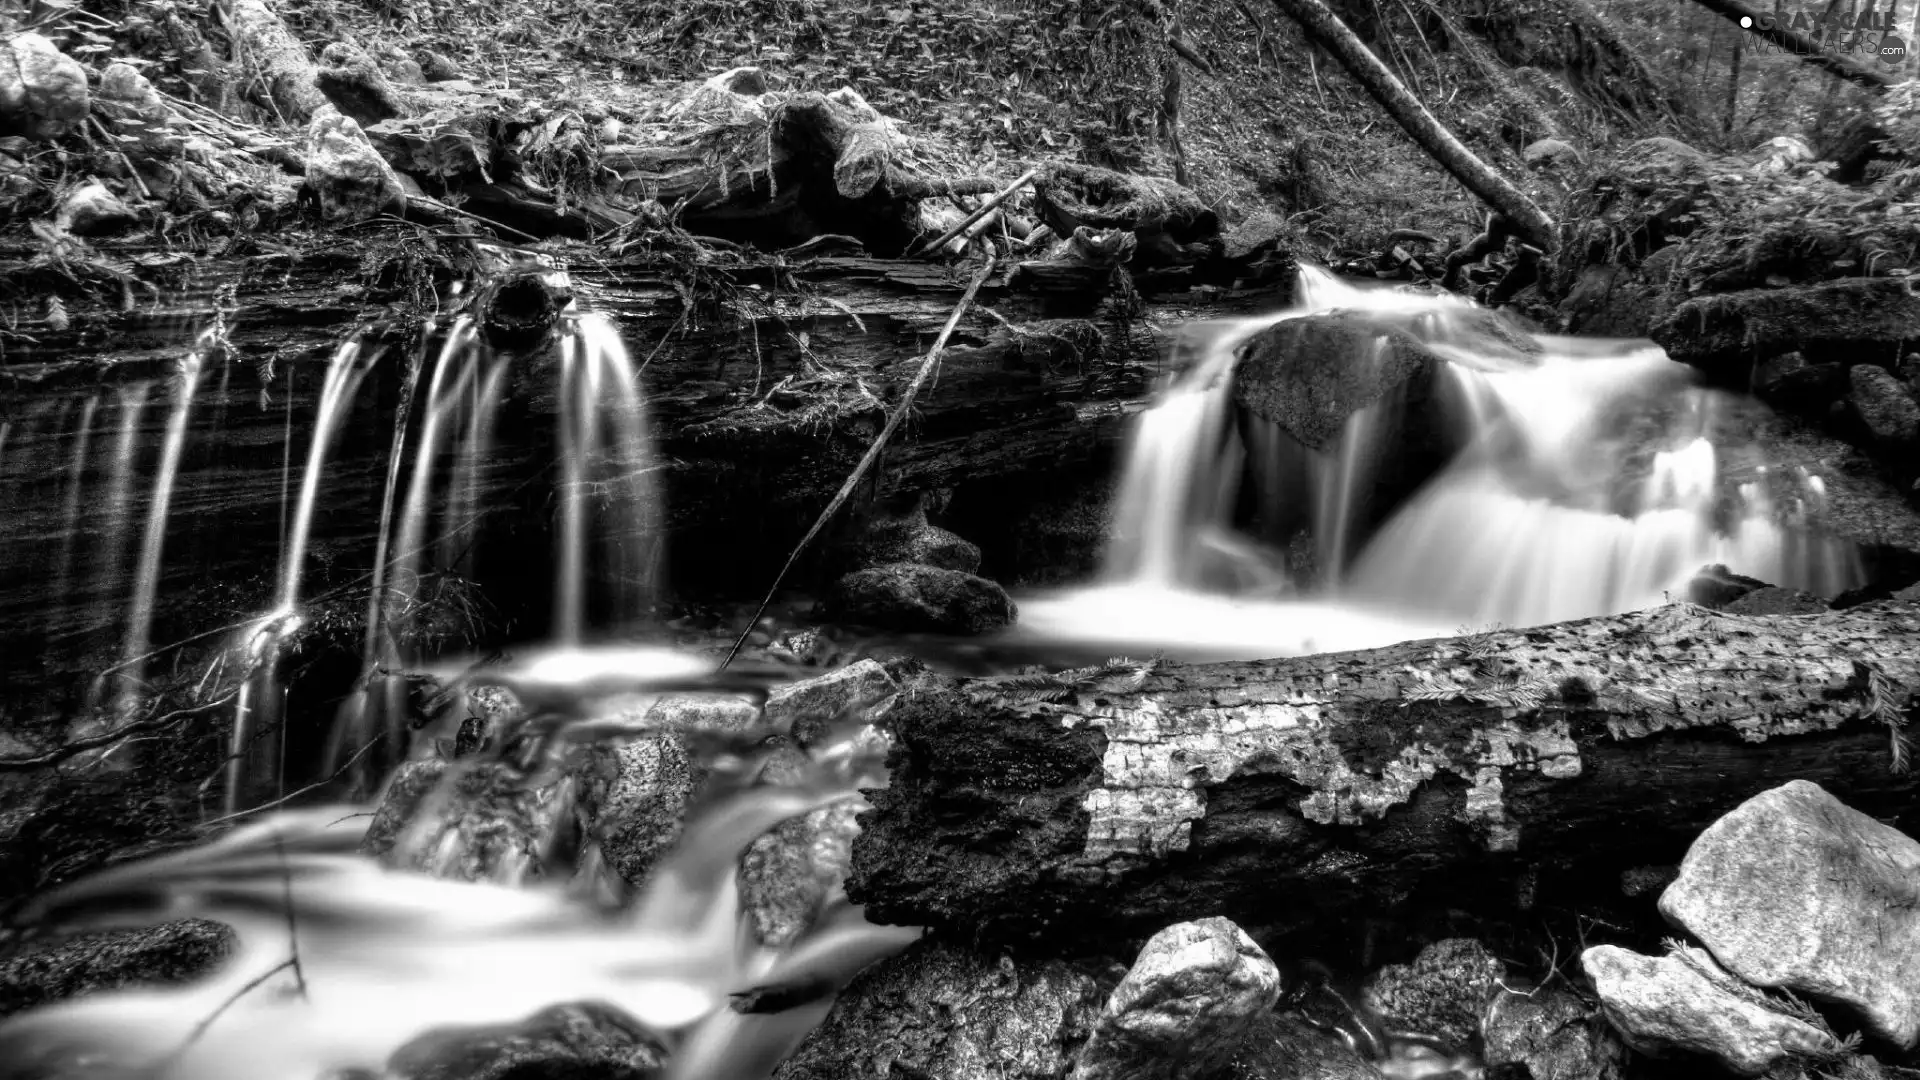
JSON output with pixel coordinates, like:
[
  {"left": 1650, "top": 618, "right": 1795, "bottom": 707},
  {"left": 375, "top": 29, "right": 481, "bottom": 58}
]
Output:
[{"left": 847, "top": 601, "right": 1920, "bottom": 952}]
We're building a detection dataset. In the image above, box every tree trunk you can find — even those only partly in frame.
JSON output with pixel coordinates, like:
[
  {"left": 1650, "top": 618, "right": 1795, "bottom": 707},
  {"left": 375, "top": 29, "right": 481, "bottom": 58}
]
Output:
[
  {"left": 1687, "top": 0, "right": 1899, "bottom": 89},
  {"left": 847, "top": 601, "right": 1920, "bottom": 951},
  {"left": 1264, "top": 0, "right": 1557, "bottom": 251}
]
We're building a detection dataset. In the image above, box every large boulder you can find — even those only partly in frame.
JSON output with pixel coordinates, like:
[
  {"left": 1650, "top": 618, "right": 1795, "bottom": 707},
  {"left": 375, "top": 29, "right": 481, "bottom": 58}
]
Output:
[
  {"left": 0, "top": 920, "right": 233, "bottom": 1019},
  {"left": 1652, "top": 278, "right": 1920, "bottom": 382},
  {"left": 1658, "top": 780, "right": 1920, "bottom": 1047},
  {"left": 303, "top": 106, "right": 406, "bottom": 223},
  {"left": 387, "top": 1002, "right": 666, "bottom": 1080},
  {"left": 819, "top": 563, "right": 1016, "bottom": 635},
  {"left": 1072, "top": 917, "right": 1280, "bottom": 1080},
  {"left": 1582, "top": 944, "right": 1838, "bottom": 1076},
  {"left": 0, "top": 33, "right": 89, "bottom": 140}
]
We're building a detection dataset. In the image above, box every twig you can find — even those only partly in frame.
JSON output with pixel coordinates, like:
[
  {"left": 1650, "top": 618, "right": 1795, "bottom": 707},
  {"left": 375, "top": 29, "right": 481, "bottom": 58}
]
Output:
[
  {"left": 197, "top": 735, "right": 384, "bottom": 829},
  {"left": 172, "top": 958, "right": 295, "bottom": 1056},
  {"left": 405, "top": 194, "right": 543, "bottom": 243},
  {"left": 719, "top": 253, "right": 998, "bottom": 669},
  {"left": 0, "top": 688, "right": 243, "bottom": 770},
  {"left": 910, "top": 170, "right": 1038, "bottom": 258},
  {"left": 89, "top": 118, "right": 154, "bottom": 201},
  {"left": 272, "top": 836, "right": 308, "bottom": 999}
]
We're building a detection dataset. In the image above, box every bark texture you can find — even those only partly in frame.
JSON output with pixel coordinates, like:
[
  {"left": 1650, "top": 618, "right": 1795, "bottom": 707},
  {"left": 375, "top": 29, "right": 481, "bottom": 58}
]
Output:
[
  {"left": 848, "top": 601, "right": 1920, "bottom": 949},
  {"left": 1266, "top": 0, "right": 1557, "bottom": 250}
]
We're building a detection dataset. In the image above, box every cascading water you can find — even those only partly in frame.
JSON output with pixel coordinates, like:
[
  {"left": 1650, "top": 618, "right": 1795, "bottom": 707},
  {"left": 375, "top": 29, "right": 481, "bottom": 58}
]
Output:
[{"left": 1021, "top": 265, "right": 1863, "bottom": 660}]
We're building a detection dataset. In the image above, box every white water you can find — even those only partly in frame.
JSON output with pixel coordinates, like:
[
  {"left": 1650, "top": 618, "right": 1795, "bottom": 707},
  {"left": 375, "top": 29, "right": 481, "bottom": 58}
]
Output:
[{"left": 1019, "top": 267, "right": 1862, "bottom": 660}]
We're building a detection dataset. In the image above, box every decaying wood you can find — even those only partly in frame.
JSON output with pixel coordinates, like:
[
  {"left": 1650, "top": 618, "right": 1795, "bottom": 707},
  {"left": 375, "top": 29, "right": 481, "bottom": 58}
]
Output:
[
  {"left": 1687, "top": 0, "right": 1899, "bottom": 90},
  {"left": 1265, "top": 0, "right": 1557, "bottom": 251},
  {"left": 848, "top": 601, "right": 1920, "bottom": 949},
  {"left": 224, "top": 0, "right": 330, "bottom": 123}
]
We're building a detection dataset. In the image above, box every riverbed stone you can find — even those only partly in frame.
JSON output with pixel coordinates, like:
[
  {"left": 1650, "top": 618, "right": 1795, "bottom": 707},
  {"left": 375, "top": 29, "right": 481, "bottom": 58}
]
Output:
[
  {"left": 387, "top": 1002, "right": 667, "bottom": 1080},
  {"left": 1361, "top": 937, "right": 1506, "bottom": 1049},
  {"left": 55, "top": 180, "right": 137, "bottom": 237},
  {"left": 1653, "top": 278, "right": 1920, "bottom": 380},
  {"left": 0, "top": 33, "right": 89, "bottom": 140},
  {"left": 303, "top": 106, "right": 406, "bottom": 222},
  {"left": 843, "top": 504, "right": 982, "bottom": 574},
  {"left": 1074, "top": 917, "right": 1280, "bottom": 1080},
  {"left": 819, "top": 562, "right": 1016, "bottom": 635},
  {"left": 0, "top": 919, "right": 233, "bottom": 1019},
  {"left": 1658, "top": 779, "right": 1920, "bottom": 1047},
  {"left": 1483, "top": 983, "right": 1631, "bottom": 1080},
  {"left": 1583, "top": 944, "right": 1836, "bottom": 1076}
]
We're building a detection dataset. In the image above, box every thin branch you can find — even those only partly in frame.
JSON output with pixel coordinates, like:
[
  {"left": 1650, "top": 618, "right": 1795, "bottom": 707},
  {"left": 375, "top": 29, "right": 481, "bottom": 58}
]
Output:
[
  {"left": 910, "top": 170, "right": 1037, "bottom": 258},
  {"left": 719, "top": 253, "right": 998, "bottom": 669},
  {"left": 172, "top": 958, "right": 295, "bottom": 1057},
  {"left": 0, "top": 687, "right": 243, "bottom": 771},
  {"left": 197, "top": 734, "right": 384, "bottom": 829},
  {"left": 272, "top": 835, "right": 309, "bottom": 1000}
]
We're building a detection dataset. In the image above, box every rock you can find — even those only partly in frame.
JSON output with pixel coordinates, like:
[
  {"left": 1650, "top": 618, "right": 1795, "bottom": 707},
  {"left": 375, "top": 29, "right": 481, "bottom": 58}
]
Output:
[
  {"left": 0, "top": 919, "right": 233, "bottom": 1019},
  {"left": 302, "top": 107, "right": 406, "bottom": 223},
  {"left": 1849, "top": 363, "right": 1920, "bottom": 459},
  {"left": 1658, "top": 780, "right": 1920, "bottom": 1047},
  {"left": 1625, "top": 136, "right": 1708, "bottom": 168},
  {"left": 0, "top": 33, "right": 89, "bottom": 140},
  {"left": 1230, "top": 1010, "right": 1382, "bottom": 1079},
  {"left": 1897, "top": 580, "right": 1920, "bottom": 601},
  {"left": 361, "top": 758, "right": 576, "bottom": 885},
  {"left": 1722, "top": 586, "right": 1829, "bottom": 616},
  {"left": 1582, "top": 944, "right": 1836, "bottom": 1076},
  {"left": 1757, "top": 359, "right": 1846, "bottom": 418},
  {"left": 843, "top": 502, "right": 982, "bottom": 575},
  {"left": 1483, "top": 983, "right": 1630, "bottom": 1080},
  {"left": 819, "top": 563, "right": 1016, "bottom": 635},
  {"left": 369, "top": 43, "right": 425, "bottom": 85},
  {"left": 1522, "top": 138, "right": 1583, "bottom": 169},
  {"left": 317, "top": 42, "right": 408, "bottom": 127},
  {"left": 1752, "top": 135, "right": 1816, "bottom": 173},
  {"left": 1073, "top": 917, "right": 1281, "bottom": 1080},
  {"left": 1685, "top": 564, "right": 1772, "bottom": 609},
  {"left": 418, "top": 50, "right": 463, "bottom": 82},
  {"left": 775, "top": 937, "right": 1107, "bottom": 1080},
  {"left": 387, "top": 1002, "right": 667, "bottom": 1080},
  {"left": 1557, "top": 262, "right": 1667, "bottom": 338},
  {"left": 740, "top": 794, "right": 865, "bottom": 948},
  {"left": 54, "top": 180, "right": 137, "bottom": 237},
  {"left": 1652, "top": 278, "right": 1920, "bottom": 381},
  {"left": 96, "top": 62, "right": 166, "bottom": 118},
  {"left": 1361, "top": 938, "right": 1505, "bottom": 1049},
  {"left": 765, "top": 657, "right": 901, "bottom": 748}
]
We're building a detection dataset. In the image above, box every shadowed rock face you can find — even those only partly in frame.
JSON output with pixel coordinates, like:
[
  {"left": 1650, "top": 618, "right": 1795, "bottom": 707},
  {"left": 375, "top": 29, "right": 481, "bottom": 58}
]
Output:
[{"left": 1658, "top": 779, "right": 1920, "bottom": 1049}]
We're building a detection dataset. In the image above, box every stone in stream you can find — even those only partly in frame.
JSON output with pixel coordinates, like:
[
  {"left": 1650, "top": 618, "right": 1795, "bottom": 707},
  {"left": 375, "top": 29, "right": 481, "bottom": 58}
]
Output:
[
  {"left": 839, "top": 498, "right": 982, "bottom": 575},
  {"left": 0, "top": 33, "right": 89, "bottom": 140},
  {"left": 819, "top": 562, "right": 1016, "bottom": 635},
  {"left": 1658, "top": 779, "right": 1920, "bottom": 1048},
  {"left": 1582, "top": 944, "right": 1838, "bottom": 1076},
  {"left": 303, "top": 106, "right": 406, "bottom": 223},
  {"left": 55, "top": 180, "right": 138, "bottom": 237},
  {"left": 0, "top": 919, "right": 233, "bottom": 1020},
  {"left": 1482, "top": 983, "right": 1631, "bottom": 1080},
  {"left": 386, "top": 1001, "right": 666, "bottom": 1080},
  {"left": 1721, "top": 586, "right": 1829, "bottom": 616},
  {"left": 1652, "top": 278, "right": 1920, "bottom": 381},
  {"left": 1072, "top": 917, "right": 1281, "bottom": 1080},
  {"left": 1361, "top": 937, "right": 1505, "bottom": 1050}
]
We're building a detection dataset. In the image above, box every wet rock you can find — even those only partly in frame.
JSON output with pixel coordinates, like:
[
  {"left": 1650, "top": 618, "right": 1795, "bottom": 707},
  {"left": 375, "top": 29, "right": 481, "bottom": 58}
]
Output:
[
  {"left": 775, "top": 936, "right": 1107, "bottom": 1080},
  {"left": 1073, "top": 917, "right": 1281, "bottom": 1080},
  {"left": 1685, "top": 564, "right": 1772, "bottom": 609},
  {"left": 1482, "top": 983, "right": 1631, "bottom": 1080},
  {"left": 418, "top": 50, "right": 463, "bottom": 82},
  {"left": 1849, "top": 363, "right": 1920, "bottom": 459},
  {"left": 765, "top": 657, "right": 901, "bottom": 749},
  {"left": 1722, "top": 586, "right": 1829, "bottom": 616},
  {"left": 362, "top": 758, "right": 577, "bottom": 885},
  {"left": 387, "top": 1002, "right": 667, "bottom": 1080},
  {"left": 317, "top": 42, "right": 408, "bottom": 127},
  {"left": 54, "top": 180, "right": 137, "bottom": 237},
  {"left": 1658, "top": 779, "right": 1920, "bottom": 1048},
  {"left": 1652, "top": 278, "right": 1920, "bottom": 381},
  {"left": 1231, "top": 1010, "right": 1383, "bottom": 1079},
  {"left": 303, "top": 106, "right": 406, "bottom": 223},
  {"left": 1232, "top": 311, "right": 1442, "bottom": 451},
  {"left": 740, "top": 795, "right": 865, "bottom": 948},
  {"left": 1557, "top": 262, "right": 1667, "bottom": 338},
  {"left": 842, "top": 500, "right": 981, "bottom": 575},
  {"left": 1582, "top": 944, "right": 1837, "bottom": 1076},
  {"left": 0, "top": 919, "right": 233, "bottom": 1019},
  {"left": 1361, "top": 938, "right": 1505, "bottom": 1049},
  {"left": 96, "top": 62, "right": 168, "bottom": 125},
  {"left": 0, "top": 33, "right": 89, "bottom": 140},
  {"left": 1757, "top": 358, "right": 1846, "bottom": 418},
  {"left": 819, "top": 563, "right": 1016, "bottom": 635},
  {"left": 572, "top": 723, "right": 704, "bottom": 889},
  {"left": 1625, "top": 136, "right": 1708, "bottom": 167}
]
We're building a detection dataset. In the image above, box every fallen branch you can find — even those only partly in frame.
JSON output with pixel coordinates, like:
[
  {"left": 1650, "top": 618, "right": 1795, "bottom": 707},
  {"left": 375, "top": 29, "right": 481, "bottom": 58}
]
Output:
[
  {"left": 1266, "top": 0, "right": 1556, "bottom": 251},
  {"left": 719, "top": 253, "right": 999, "bottom": 669},
  {"left": 0, "top": 688, "right": 243, "bottom": 771},
  {"left": 911, "top": 170, "right": 1037, "bottom": 258}
]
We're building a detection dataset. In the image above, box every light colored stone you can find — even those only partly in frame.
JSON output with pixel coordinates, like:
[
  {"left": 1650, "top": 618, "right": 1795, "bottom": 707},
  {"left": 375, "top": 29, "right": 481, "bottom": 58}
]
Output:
[
  {"left": 55, "top": 180, "right": 137, "bottom": 236},
  {"left": 1659, "top": 779, "right": 1920, "bottom": 1047},
  {"left": 1073, "top": 917, "right": 1280, "bottom": 1080},
  {"left": 303, "top": 106, "right": 405, "bottom": 222},
  {"left": 0, "top": 33, "right": 89, "bottom": 139},
  {"left": 1583, "top": 944, "right": 1836, "bottom": 1076}
]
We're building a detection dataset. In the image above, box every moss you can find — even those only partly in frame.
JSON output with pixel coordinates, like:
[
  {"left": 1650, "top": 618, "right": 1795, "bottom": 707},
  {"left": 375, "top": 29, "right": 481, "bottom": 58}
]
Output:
[{"left": 1652, "top": 278, "right": 1920, "bottom": 381}]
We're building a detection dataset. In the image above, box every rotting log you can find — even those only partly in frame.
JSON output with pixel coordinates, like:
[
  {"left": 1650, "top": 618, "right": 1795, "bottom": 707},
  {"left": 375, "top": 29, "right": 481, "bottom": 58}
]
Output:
[
  {"left": 1265, "top": 0, "right": 1557, "bottom": 251},
  {"left": 224, "top": 0, "right": 330, "bottom": 123},
  {"left": 847, "top": 601, "right": 1920, "bottom": 951}
]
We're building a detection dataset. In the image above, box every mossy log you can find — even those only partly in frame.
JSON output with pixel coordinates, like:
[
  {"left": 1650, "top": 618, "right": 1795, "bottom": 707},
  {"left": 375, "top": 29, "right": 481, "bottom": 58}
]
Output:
[{"left": 847, "top": 601, "right": 1920, "bottom": 951}]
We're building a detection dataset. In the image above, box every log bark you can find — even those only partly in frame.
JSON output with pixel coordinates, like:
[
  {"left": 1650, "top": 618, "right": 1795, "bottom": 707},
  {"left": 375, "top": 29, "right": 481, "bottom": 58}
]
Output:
[
  {"left": 847, "top": 601, "right": 1920, "bottom": 950},
  {"left": 1265, "top": 0, "right": 1557, "bottom": 251},
  {"left": 224, "top": 0, "right": 329, "bottom": 123},
  {"left": 1686, "top": 0, "right": 1899, "bottom": 90}
]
